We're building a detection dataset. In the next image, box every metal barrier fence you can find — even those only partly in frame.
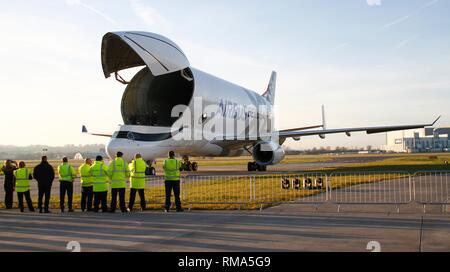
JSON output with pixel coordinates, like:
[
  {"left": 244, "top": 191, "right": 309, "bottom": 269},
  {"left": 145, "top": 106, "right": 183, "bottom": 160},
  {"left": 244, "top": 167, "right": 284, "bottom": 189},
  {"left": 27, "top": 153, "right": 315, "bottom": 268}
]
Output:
[
  {"left": 329, "top": 172, "right": 412, "bottom": 204},
  {"left": 413, "top": 171, "right": 450, "bottom": 205},
  {"left": 0, "top": 171, "right": 449, "bottom": 209}
]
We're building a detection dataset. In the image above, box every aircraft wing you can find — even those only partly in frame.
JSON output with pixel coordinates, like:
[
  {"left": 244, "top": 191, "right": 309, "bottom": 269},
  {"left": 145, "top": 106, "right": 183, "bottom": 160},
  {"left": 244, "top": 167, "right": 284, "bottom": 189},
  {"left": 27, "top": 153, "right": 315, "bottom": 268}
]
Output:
[
  {"left": 210, "top": 116, "right": 440, "bottom": 150},
  {"left": 278, "top": 116, "right": 441, "bottom": 140},
  {"left": 279, "top": 124, "right": 323, "bottom": 133}
]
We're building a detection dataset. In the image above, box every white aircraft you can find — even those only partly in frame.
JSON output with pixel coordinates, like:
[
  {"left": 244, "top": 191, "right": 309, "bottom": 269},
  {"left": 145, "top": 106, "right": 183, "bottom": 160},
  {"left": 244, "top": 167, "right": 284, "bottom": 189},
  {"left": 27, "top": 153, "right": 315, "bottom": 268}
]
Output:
[{"left": 83, "top": 31, "right": 439, "bottom": 172}]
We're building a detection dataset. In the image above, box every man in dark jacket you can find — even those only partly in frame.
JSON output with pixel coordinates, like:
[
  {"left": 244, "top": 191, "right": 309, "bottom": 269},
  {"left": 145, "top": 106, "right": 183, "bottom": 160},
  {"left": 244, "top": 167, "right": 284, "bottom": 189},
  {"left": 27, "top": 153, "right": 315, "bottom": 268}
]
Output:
[
  {"left": 1, "top": 160, "right": 18, "bottom": 209},
  {"left": 33, "top": 156, "right": 55, "bottom": 213}
]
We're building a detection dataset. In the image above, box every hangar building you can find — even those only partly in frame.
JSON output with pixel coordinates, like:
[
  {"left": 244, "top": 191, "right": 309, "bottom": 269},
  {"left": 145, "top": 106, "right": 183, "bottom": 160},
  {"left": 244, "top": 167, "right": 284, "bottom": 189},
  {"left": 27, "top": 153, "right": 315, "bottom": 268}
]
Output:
[{"left": 382, "top": 127, "right": 450, "bottom": 153}]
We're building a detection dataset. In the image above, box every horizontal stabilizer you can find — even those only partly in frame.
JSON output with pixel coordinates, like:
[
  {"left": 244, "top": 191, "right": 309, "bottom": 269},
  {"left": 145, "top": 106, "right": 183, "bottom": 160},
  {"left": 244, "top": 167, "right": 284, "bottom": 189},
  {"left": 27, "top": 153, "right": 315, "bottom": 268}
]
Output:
[{"left": 81, "top": 125, "right": 112, "bottom": 138}]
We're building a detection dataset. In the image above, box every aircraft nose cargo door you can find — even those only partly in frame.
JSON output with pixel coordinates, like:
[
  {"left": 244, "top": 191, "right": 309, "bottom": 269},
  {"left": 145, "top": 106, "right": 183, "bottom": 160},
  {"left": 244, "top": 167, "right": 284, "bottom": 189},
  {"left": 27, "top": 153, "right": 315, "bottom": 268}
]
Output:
[
  {"left": 101, "top": 32, "right": 194, "bottom": 127},
  {"left": 101, "top": 31, "right": 190, "bottom": 77}
]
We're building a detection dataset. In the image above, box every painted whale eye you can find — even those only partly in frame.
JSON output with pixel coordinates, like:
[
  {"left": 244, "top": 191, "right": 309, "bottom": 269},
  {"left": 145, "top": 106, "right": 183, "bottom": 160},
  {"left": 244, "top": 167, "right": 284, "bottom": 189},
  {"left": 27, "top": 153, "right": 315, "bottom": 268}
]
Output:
[{"left": 127, "top": 131, "right": 135, "bottom": 141}]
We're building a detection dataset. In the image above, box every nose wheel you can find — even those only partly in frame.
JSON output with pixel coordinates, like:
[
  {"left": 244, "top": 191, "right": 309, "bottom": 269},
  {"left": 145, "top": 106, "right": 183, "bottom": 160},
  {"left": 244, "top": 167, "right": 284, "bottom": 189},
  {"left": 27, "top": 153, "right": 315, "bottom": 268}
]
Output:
[
  {"left": 247, "top": 162, "right": 267, "bottom": 172},
  {"left": 146, "top": 160, "right": 157, "bottom": 176},
  {"left": 180, "top": 156, "right": 198, "bottom": 172}
]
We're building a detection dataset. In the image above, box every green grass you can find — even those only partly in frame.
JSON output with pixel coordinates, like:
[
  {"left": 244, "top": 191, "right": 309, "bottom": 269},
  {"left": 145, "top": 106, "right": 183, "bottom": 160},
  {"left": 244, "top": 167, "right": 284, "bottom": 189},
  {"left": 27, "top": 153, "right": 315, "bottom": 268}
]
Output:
[{"left": 318, "top": 154, "right": 450, "bottom": 174}]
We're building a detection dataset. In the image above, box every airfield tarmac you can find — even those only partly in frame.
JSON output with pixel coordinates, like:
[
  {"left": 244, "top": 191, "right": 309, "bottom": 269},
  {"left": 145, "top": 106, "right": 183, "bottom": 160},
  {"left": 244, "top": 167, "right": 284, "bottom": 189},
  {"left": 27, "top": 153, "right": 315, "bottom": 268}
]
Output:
[
  {"left": 192, "top": 155, "right": 388, "bottom": 175},
  {"left": 0, "top": 175, "right": 449, "bottom": 252},
  {"left": 0, "top": 155, "right": 448, "bottom": 252},
  {"left": 0, "top": 205, "right": 449, "bottom": 252}
]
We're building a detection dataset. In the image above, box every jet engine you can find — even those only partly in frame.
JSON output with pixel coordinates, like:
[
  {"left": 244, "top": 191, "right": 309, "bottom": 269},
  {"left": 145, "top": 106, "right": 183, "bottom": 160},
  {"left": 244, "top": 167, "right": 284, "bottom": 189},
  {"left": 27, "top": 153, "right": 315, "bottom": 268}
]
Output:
[{"left": 252, "top": 141, "right": 285, "bottom": 166}]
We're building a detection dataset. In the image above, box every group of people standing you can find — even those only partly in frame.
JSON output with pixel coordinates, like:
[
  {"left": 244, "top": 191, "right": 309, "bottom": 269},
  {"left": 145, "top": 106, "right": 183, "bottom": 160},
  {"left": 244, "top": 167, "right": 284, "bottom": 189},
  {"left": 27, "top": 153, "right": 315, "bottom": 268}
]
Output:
[{"left": 1, "top": 151, "right": 183, "bottom": 213}]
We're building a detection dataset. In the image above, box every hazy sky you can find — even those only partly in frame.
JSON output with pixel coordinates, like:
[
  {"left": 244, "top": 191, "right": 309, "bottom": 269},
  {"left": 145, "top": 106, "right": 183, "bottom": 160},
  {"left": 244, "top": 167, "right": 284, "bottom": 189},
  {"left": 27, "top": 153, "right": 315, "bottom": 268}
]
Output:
[{"left": 0, "top": 0, "right": 449, "bottom": 149}]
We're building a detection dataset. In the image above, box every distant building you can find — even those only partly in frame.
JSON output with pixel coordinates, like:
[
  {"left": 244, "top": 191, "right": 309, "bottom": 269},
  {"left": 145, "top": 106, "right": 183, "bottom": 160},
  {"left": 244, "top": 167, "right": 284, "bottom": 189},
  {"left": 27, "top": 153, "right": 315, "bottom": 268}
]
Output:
[
  {"left": 74, "top": 153, "right": 84, "bottom": 160},
  {"left": 382, "top": 127, "right": 450, "bottom": 153},
  {"left": 73, "top": 152, "right": 107, "bottom": 161}
]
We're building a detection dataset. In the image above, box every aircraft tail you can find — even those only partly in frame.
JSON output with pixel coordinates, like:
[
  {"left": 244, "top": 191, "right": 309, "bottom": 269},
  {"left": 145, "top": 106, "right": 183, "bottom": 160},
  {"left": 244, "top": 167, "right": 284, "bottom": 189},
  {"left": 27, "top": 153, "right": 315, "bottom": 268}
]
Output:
[{"left": 263, "top": 71, "right": 277, "bottom": 105}]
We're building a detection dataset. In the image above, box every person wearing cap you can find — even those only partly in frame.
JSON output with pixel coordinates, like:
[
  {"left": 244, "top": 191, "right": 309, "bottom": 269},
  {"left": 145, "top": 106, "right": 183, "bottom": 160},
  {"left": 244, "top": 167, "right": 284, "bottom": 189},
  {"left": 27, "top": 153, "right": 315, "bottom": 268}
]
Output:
[
  {"left": 57, "top": 157, "right": 77, "bottom": 213},
  {"left": 108, "top": 151, "right": 129, "bottom": 213},
  {"left": 33, "top": 156, "right": 55, "bottom": 213},
  {"left": 90, "top": 155, "right": 109, "bottom": 212}
]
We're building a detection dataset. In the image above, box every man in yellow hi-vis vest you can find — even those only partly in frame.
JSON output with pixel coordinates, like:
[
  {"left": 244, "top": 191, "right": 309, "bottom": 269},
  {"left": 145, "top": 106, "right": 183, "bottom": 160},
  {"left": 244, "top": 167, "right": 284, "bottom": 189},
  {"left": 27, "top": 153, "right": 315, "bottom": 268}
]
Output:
[
  {"left": 90, "top": 155, "right": 109, "bottom": 213},
  {"left": 163, "top": 151, "right": 183, "bottom": 212},
  {"left": 57, "top": 157, "right": 76, "bottom": 213},
  {"left": 128, "top": 154, "right": 147, "bottom": 212},
  {"left": 78, "top": 158, "right": 93, "bottom": 212},
  {"left": 108, "top": 151, "right": 129, "bottom": 213},
  {"left": 13, "top": 161, "right": 35, "bottom": 213}
]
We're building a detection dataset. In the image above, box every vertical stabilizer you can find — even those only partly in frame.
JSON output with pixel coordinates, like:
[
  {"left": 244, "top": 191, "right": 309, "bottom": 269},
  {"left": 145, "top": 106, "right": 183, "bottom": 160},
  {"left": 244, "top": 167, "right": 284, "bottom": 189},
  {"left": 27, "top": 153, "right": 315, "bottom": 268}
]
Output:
[{"left": 263, "top": 71, "right": 277, "bottom": 105}]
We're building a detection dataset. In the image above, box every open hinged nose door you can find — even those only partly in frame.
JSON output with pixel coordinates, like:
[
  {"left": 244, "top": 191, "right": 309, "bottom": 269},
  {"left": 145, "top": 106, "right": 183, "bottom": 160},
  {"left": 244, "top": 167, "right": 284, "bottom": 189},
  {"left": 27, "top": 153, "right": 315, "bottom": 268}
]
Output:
[{"left": 101, "top": 31, "right": 190, "bottom": 78}]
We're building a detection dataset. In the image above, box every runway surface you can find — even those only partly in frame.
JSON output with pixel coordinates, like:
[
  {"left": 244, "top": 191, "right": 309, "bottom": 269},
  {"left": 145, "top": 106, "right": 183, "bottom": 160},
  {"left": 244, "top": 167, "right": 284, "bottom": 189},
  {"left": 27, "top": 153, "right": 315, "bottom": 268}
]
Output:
[
  {"left": 0, "top": 206, "right": 448, "bottom": 252},
  {"left": 0, "top": 159, "right": 448, "bottom": 252},
  {"left": 0, "top": 175, "right": 448, "bottom": 252},
  {"left": 190, "top": 162, "right": 340, "bottom": 176},
  {"left": 186, "top": 155, "right": 389, "bottom": 175}
]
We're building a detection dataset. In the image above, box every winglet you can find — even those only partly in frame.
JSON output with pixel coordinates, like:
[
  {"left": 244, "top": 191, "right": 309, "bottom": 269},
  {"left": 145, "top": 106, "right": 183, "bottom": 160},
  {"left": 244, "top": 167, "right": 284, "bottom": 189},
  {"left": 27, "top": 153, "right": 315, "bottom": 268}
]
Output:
[
  {"left": 321, "top": 105, "right": 327, "bottom": 130},
  {"left": 319, "top": 105, "right": 327, "bottom": 139},
  {"left": 82, "top": 125, "right": 88, "bottom": 133},
  {"left": 431, "top": 116, "right": 441, "bottom": 126}
]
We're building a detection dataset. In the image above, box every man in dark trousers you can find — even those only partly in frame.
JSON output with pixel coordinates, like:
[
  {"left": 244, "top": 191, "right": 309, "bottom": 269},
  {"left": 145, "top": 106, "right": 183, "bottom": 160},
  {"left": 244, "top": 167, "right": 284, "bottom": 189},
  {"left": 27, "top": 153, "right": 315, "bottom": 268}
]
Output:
[
  {"left": 57, "top": 157, "right": 76, "bottom": 213},
  {"left": 108, "top": 152, "right": 129, "bottom": 213},
  {"left": 163, "top": 151, "right": 183, "bottom": 212},
  {"left": 78, "top": 158, "right": 94, "bottom": 212},
  {"left": 128, "top": 154, "right": 147, "bottom": 212},
  {"left": 1, "top": 160, "right": 18, "bottom": 209},
  {"left": 33, "top": 156, "right": 55, "bottom": 213},
  {"left": 90, "top": 156, "right": 109, "bottom": 213},
  {"left": 13, "top": 161, "right": 35, "bottom": 212}
]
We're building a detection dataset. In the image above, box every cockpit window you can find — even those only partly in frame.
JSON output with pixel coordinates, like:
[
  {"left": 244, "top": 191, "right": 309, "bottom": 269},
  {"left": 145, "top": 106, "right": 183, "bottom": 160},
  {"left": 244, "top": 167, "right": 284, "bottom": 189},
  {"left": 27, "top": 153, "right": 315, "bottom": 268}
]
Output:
[{"left": 113, "top": 131, "right": 174, "bottom": 142}]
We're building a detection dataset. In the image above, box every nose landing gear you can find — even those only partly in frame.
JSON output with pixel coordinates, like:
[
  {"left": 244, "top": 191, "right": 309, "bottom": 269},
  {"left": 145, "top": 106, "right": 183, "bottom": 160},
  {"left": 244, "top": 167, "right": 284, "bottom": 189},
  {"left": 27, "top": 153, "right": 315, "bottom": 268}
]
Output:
[
  {"left": 247, "top": 162, "right": 267, "bottom": 172},
  {"left": 146, "top": 160, "right": 157, "bottom": 176},
  {"left": 180, "top": 156, "right": 198, "bottom": 172}
]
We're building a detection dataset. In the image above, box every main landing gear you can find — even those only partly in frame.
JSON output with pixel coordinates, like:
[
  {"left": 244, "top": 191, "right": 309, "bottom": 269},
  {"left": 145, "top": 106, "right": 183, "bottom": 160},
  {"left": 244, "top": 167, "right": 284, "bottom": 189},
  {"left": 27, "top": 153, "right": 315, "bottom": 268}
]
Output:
[
  {"left": 180, "top": 155, "right": 198, "bottom": 172},
  {"left": 247, "top": 162, "right": 267, "bottom": 172}
]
